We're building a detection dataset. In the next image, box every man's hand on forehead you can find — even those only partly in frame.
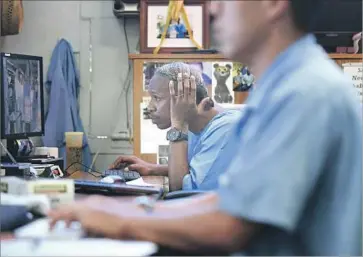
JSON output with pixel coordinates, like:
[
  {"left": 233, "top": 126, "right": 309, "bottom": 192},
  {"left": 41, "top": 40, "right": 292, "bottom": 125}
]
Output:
[
  {"left": 169, "top": 73, "right": 197, "bottom": 127},
  {"left": 172, "top": 72, "right": 195, "bottom": 97}
]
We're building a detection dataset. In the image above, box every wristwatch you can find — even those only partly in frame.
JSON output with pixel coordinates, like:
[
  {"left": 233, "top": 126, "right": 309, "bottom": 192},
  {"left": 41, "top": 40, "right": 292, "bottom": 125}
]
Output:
[
  {"left": 166, "top": 128, "right": 188, "bottom": 142},
  {"left": 134, "top": 196, "right": 156, "bottom": 214}
]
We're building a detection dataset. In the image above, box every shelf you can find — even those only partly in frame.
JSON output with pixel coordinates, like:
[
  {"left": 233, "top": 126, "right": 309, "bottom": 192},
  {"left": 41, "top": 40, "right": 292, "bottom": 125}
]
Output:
[
  {"left": 128, "top": 53, "right": 225, "bottom": 60},
  {"left": 129, "top": 53, "right": 362, "bottom": 60},
  {"left": 328, "top": 53, "right": 362, "bottom": 59}
]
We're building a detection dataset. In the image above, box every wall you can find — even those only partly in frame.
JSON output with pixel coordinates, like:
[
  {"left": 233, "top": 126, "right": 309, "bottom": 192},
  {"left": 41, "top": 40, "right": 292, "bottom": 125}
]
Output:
[
  {"left": 0, "top": 1, "right": 138, "bottom": 170},
  {"left": 0, "top": 1, "right": 216, "bottom": 170}
]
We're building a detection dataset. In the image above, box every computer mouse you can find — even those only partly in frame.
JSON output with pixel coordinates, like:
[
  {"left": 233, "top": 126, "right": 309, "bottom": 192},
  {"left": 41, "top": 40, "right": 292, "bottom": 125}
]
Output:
[{"left": 100, "top": 175, "right": 125, "bottom": 184}]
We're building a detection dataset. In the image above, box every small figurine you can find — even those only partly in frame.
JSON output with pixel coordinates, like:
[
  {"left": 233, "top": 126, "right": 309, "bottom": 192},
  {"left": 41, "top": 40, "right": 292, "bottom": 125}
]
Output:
[{"left": 353, "top": 32, "right": 362, "bottom": 54}]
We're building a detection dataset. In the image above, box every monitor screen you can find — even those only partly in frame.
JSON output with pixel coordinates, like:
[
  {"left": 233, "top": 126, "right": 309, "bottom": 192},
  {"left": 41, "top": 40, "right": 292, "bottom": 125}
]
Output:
[
  {"left": 1, "top": 53, "right": 44, "bottom": 139},
  {"left": 313, "top": 0, "right": 362, "bottom": 33}
]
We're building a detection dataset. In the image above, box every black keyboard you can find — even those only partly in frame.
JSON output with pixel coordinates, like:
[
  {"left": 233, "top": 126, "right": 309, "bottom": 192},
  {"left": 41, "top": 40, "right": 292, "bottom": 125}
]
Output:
[
  {"left": 102, "top": 169, "right": 141, "bottom": 181},
  {"left": 74, "top": 180, "right": 162, "bottom": 197}
]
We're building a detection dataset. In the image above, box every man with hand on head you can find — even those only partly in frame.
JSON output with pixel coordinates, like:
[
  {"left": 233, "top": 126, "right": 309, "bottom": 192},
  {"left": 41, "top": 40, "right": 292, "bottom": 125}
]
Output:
[
  {"left": 49, "top": 0, "right": 361, "bottom": 255},
  {"left": 110, "top": 62, "right": 240, "bottom": 191}
]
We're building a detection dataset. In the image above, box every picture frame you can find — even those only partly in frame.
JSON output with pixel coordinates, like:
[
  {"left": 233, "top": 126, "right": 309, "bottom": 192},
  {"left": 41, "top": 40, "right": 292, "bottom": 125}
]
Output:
[{"left": 139, "top": 0, "right": 210, "bottom": 53}]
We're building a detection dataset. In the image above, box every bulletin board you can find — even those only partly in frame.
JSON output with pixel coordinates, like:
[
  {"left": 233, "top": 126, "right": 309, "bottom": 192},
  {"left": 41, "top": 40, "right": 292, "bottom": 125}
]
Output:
[{"left": 129, "top": 53, "right": 362, "bottom": 164}]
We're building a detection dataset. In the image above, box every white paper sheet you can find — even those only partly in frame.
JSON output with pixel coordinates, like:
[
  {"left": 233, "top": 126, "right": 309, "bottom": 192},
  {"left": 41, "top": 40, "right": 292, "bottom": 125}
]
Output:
[
  {"left": 126, "top": 177, "right": 155, "bottom": 187},
  {"left": 343, "top": 63, "right": 363, "bottom": 103},
  {"left": 1, "top": 239, "right": 158, "bottom": 256},
  {"left": 157, "top": 145, "right": 169, "bottom": 165}
]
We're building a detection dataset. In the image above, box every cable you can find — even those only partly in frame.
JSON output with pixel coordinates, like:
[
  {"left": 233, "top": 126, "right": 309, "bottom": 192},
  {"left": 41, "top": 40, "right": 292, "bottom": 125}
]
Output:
[
  {"left": 110, "top": 17, "right": 133, "bottom": 137},
  {"left": 123, "top": 17, "right": 130, "bottom": 54},
  {"left": 0, "top": 140, "right": 17, "bottom": 164},
  {"left": 136, "top": 36, "right": 140, "bottom": 52},
  {"left": 89, "top": 148, "right": 100, "bottom": 172},
  {"left": 123, "top": 17, "right": 131, "bottom": 135},
  {"left": 65, "top": 161, "right": 103, "bottom": 178}
]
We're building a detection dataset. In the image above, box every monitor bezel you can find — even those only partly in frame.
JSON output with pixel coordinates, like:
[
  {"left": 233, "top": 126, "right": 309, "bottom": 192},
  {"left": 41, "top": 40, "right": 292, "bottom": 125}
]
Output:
[{"left": 0, "top": 52, "right": 45, "bottom": 139}]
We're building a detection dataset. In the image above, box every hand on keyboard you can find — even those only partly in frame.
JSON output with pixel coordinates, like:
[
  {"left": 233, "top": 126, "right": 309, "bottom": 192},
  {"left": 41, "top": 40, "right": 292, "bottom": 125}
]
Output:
[
  {"left": 48, "top": 203, "right": 127, "bottom": 240},
  {"left": 108, "top": 155, "right": 156, "bottom": 176},
  {"left": 102, "top": 169, "right": 141, "bottom": 181}
]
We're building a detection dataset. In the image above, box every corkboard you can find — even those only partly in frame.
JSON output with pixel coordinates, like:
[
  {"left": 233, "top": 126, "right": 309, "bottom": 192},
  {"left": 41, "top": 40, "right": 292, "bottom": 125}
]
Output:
[{"left": 129, "top": 53, "right": 362, "bottom": 163}]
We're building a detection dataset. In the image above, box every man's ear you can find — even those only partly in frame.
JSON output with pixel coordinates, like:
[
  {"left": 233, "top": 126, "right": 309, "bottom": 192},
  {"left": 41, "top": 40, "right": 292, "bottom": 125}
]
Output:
[
  {"left": 262, "top": 0, "right": 290, "bottom": 22},
  {"left": 198, "top": 97, "right": 214, "bottom": 112}
]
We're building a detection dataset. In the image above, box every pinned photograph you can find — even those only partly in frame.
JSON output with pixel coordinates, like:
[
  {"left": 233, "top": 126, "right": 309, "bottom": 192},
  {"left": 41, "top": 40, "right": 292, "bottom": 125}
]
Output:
[
  {"left": 232, "top": 63, "right": 255, "bottom": 92},
  {"left": 158, "top": 145, "right": 169, "bottom": 165},
  {"left": 212, "top": 62, "right": 234, "bottom": 104},
  {"left": 188, "top": 62, "right": 212, "bottom": 96},
  {"left": 143, "top": 62, "right": 164, "bottom": 91},
  {"left": 142, "top": 97, "right": 152, "bottom": 120},
  {"left": 188, "top": 62, "right": 212, "bottom": 87}
]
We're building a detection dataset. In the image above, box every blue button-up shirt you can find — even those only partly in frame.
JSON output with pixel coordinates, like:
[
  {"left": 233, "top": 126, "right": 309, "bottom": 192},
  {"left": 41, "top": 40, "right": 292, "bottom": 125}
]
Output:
[
  {"left": 217, "top": 34, "right": 362, "bottom": 255},
  {"left": 182, "top": 109, "right": 241, "bottom": 190}
]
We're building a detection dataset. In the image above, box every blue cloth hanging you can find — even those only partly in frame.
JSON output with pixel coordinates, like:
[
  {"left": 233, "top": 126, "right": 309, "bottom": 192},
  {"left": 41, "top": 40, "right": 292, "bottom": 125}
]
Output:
[{"left": 42, "top": 39, "right": 92, "bottom": 171}]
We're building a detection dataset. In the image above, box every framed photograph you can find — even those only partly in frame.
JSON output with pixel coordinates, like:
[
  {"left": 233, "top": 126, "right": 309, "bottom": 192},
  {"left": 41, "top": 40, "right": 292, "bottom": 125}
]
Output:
[{"left": 140, "top": 0, "right": 210, "bottom": 53}]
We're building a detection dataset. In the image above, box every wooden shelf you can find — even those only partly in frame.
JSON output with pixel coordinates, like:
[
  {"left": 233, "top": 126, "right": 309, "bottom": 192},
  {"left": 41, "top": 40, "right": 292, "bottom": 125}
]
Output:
[
  {"left": 128, "top": 53, "right": 225, "bottom": 60},
  {"left": 129, "top": 53, "right": 362, "bottom": 60},
  {"left": 328, "top": 53, "right": 362, "bottom": 59}
]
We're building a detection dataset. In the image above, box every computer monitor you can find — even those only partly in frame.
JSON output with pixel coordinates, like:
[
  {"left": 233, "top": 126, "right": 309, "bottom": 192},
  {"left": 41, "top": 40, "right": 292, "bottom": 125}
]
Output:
[
  {"left": 0, "top": 53, "right": 45, "bottom": 140},
  {"left": 313, "top": 0, "right": 362, "bottom": 53}
]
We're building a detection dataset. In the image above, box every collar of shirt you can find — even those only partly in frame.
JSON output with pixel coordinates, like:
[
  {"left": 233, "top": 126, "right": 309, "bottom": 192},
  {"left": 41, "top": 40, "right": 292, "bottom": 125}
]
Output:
[{"left": 246, "top": 34, "right": 317, "bottom": 110}]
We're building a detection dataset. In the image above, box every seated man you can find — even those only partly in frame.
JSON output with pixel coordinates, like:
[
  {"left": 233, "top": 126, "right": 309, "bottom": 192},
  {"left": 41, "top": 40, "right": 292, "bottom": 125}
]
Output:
[
  {"left": 49, "top": 0, "right": 361, "bottom": 255},
  {"left": 110, "top": 62, "right": 240, "bottom": 191}
]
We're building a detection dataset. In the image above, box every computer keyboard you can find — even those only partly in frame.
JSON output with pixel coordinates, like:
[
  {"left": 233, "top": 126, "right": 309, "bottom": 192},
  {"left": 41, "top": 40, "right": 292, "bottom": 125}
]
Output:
[
  {"left": 14, "top": 218, "right": 85, "bottom": 239},
  {"left": 102, "top": 169, "right": 141, "bottom": 181},
  {"left": 74, "top": 180, "right": 162, "bottom": 196}
]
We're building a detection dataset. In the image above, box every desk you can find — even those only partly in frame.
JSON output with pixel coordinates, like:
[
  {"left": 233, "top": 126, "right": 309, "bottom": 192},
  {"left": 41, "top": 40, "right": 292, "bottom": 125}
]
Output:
[{"left": 0, "top": 172, "right": 169, "bottom": 241}]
